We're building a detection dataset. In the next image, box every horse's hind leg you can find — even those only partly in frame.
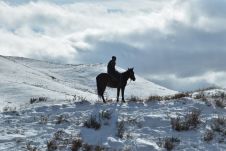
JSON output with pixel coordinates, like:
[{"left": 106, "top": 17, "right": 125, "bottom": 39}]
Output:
[
  {"left": 121, "top": 87, "right": 125, "bottom": 103},
  {"left": 96, "top": 75, "right": 107, "bottom": 103},
  {"left": 102, "top": 95, "right": 106, "bottom": 103},
  {"left": 117, "top": 88, "right": 120, "bottom": 102}
]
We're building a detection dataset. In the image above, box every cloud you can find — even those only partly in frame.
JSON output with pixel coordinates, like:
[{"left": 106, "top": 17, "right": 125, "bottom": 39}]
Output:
[
  {"left": 0, "top": 0, "right": 183, "bottom": 60},
  {"left": 0, "top": 0, "right": 226, "bottom": 91},
  {"left": 148, "top": 71, "right": 226, "bottom": 91}
]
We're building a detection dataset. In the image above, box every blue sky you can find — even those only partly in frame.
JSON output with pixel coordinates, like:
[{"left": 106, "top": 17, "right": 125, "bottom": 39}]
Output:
[{"left": 1, "top": 0, "right": 226, "bottom": 91}]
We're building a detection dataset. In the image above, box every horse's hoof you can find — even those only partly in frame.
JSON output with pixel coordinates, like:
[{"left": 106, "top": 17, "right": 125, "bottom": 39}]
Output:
[{"left": 122, "top": 100, "right": 125, "bottom": 103}]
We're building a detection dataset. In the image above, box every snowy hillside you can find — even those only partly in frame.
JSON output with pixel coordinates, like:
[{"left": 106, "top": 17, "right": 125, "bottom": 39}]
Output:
[
  {"left": 1, "top": 55, "right": 226, "bottom": 151},
  {"left": 0, "top": 55, "right": 176, "bottom": 110},
  {"left": 0, "top": 88, "right": 226, "bottom": 150}
]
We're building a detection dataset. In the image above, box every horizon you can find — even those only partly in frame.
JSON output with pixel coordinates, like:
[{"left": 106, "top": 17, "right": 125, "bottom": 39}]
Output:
[{"left": 1, "top": 0, "right": 226, "bottom": 91}]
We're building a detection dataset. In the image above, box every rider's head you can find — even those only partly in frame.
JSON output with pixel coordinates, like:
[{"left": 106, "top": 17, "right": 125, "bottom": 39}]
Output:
[{"left": 112, "top": 56, "right": 116, "bottom": 61}]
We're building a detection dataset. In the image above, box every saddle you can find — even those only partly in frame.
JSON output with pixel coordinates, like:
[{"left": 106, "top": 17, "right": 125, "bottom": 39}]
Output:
[{"left": 108, "top": 71, "right": 122, "bottom": 85}]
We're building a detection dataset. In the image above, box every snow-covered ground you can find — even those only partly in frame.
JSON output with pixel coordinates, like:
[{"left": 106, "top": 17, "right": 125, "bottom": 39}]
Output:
[
  {"left": 0, "top": 56, "right": 226, "bottom": 150},
  {"left": 0, "top": 92, "right": 226, "bottom": 151},
  {"left": 0, "top": 55, "right": 176, "bottom": 110}
]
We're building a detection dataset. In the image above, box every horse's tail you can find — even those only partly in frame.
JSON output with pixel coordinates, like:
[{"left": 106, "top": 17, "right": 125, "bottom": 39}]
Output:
[{"left": 96, "top": 75, "right": 103, "bottom": 97}]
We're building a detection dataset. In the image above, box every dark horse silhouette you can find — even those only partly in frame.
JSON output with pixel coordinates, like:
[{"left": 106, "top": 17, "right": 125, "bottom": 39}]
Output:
[{"left": 96, "top": 68, "right": 136, "bottom": 103}]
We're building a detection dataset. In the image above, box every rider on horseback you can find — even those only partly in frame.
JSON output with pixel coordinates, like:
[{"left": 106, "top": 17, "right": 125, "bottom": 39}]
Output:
[{"left": 107, "top": 56, "right": 120, "bottom": 82}]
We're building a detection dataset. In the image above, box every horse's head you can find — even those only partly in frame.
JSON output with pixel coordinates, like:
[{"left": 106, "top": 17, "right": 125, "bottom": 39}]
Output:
[{"left": 128, "top": 68, "right": 136, "bottom": 81}]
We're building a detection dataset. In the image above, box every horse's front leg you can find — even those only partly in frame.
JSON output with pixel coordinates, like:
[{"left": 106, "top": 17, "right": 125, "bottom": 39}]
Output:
[
  {"left": 117, "top": 88, "right": 120, "bottom": 102},
  {"left": 121, "top": 87, "right": 125, "bottom": 102},
  {"left": 102, "top": 95, "right": 106, "bottom": 103}
]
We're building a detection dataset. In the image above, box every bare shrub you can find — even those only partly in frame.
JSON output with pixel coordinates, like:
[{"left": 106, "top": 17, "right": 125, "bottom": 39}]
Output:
[
  {"left": 116, "top": 116, "right": 141, "bottom": 139},
  {"left": 146, "top": 93, "right": 190, "bottom": 102},
  {"left": 128, "top": 96, "right": 143, "bottom": 102},
  {"left": 55, "top": 115, "right": 69, "bottom": 124},
  {"left": 73, "top": 95, "right": 88, "bottom": 102},
  {"left": 55, "top": 130, "right": 72, "bottom": 145},
  {"left": 158, "top": 137, "right": 180, "bottom": 151},
  {"left": 47, "top": 130, "right": 72, "bottom": 150},
  {"left": 71, "top": 138, "right": 107, "bottom": 151},
  {"left": 84, "top": 115, "right": 101, "bottom": 130},
  {"left": 47, "top": 140, "right": 57, "bottom": 151},
  {"left": 30, "top": 97, "right": 47, "bottom": 104},
  {"left": 3, "top": 106, "right": 19, "bottom": 116},
  {"left": 171, "top": 117, "right": 189, "bottom": 131},
  {"left": 203, "top": 129, "right": 214, "bottom": 142},
  {"left": 82, "top": 143, "right": 106, "bottom": 151},
  {"left": 116, "top": 120, "right": 125, "bottom": 139},
  {"left": 185, "top": 109, "right": 201, "bottom": 129},
  {"left": 53, "top": 130, "right": 68, "bottom": 140},
  {"left": 83, "top": 144, "right": 92, "bottom": 151},
  {"left": 164, "top": 93, "right": 190, "bottom": 101},
  {"left": 194, "top": 91, "right": 205, "bottom": 100},
  {"left": 94, "top": 145, "right": 106, "bottom": 151},
  {"left": 220, "top": 92, "right": 226, "bottom": 100},
  {"left": 26, "top": 142, "right": 38, "bottom": 151},
  {"left": 71, "top": 138, "right": 82, "bottom": 151},
  {"left": 39, "top": 115, "right": 48, "bottom": 124},
  {"left": 211, "top": 116, "right": 226, "bottom": 134},
  {"left": 171, "top": 109, "right": 201, "bottom": 131},
  {"left": 84, "top": 110, "right": 112, "bottom": 130},
  {"left": 171, "top": 93, "right": 190, "bottom": 100},
  {"left": 164, "top": 137, "right": 180, "bottom": 151},
  {"left": 215, "top": 99, "right": 225, "bottom": 108},
  {"left": 147, "top": 95, "right": 163, "bottom": 102}
]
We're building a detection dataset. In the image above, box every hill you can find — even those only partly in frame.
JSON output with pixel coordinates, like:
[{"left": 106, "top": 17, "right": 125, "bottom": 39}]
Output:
[{"left": 0, "top": 55, "right": 176, "bottom": 110}]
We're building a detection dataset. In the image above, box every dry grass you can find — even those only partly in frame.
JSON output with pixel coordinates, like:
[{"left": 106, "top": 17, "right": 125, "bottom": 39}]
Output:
[
  {"left": 3, "top": 106, "right": 20, "bottom": 116},
  {"left": 46, "top": 130, "right": 72, "bottom": 150},
  {"left": 39, "top": 115, "right": 48, "bottom": 124},
  {"left": 203, "top": 129, "right": 214, "bottom": 142},
  {"left": 71, "top": 138, "right": 106, "bottom": 151},
  {"left": 71, "top": 139, "right": 82, "bottom": 151},
  {"left": 147, "top": 95, "right": 163, "bottom": 102},
  {"left": 128, "top": 96, "right": 143, "bottom": 102},
  {"left": 84, "top": 115, "right": 101, "bottom": 130},
  {"left": 169, "top": 93, "right": 190, "bottom": 100},
  {"left": 215, "top": 99, "right": 225, "bottom": 108},
  {"left": 211, "top": 116, "right": 226, "bottom": 134},
  {"left": 30, "top": 97, "right": 47, "bottom": 104},
  {"left": 116, "top": 120, "right": 125, "bottom": 139},
  {"left": 158, "top": 137, "right": 180, "bottom": 151},
  {"left": 128, "top": 92, "right": 190, "bottom": 104},
  {"left": 147, "top": 93, "right": 190, "bottom": 102},
  {"left": 55, "top": 115, "right": 69, "bottom": 124},
  {"left": 47, "top": 139, "right": 58, "bottom": 151},
  {"left": 26, "top": 142, "right": 38, "bottom": 151},
  {"left": 171, "top": 117, "right": 189, "bottom": 131},
  {"left": 171, "top": 109, "right": 201, "bottom": 131}
]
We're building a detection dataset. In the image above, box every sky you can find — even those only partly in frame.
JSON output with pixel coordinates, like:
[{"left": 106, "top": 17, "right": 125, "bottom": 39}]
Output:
[{"left": 0, "top": 0, "right": 226, "bottom": 91}]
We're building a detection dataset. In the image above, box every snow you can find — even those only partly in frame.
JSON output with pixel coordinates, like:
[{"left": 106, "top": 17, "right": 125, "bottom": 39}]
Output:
[
  {"left": 0, "top": 55, "right": 176, "bottom": 110},
  {"left": 0, "top": 96, "right": 226, "bottom": 150},
  {"left": 0, "top": 56, "right": 226, "bottom": 150}
]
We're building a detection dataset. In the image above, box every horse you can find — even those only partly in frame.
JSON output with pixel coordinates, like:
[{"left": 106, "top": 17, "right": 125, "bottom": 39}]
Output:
[{"left": 96, "top": 68, "right": 136, "bottom": 103}]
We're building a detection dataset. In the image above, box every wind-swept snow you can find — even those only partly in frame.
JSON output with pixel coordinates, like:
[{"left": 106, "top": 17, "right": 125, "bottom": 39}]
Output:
[
  {"left": 0, "top": 56, "right": 226, "bottom": 150},
  {"left": 0, "top": 55, "right": 176, "bottom": 110},
  {"left": 0, "top": 96, "right": 226, "bottom": 150}
]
